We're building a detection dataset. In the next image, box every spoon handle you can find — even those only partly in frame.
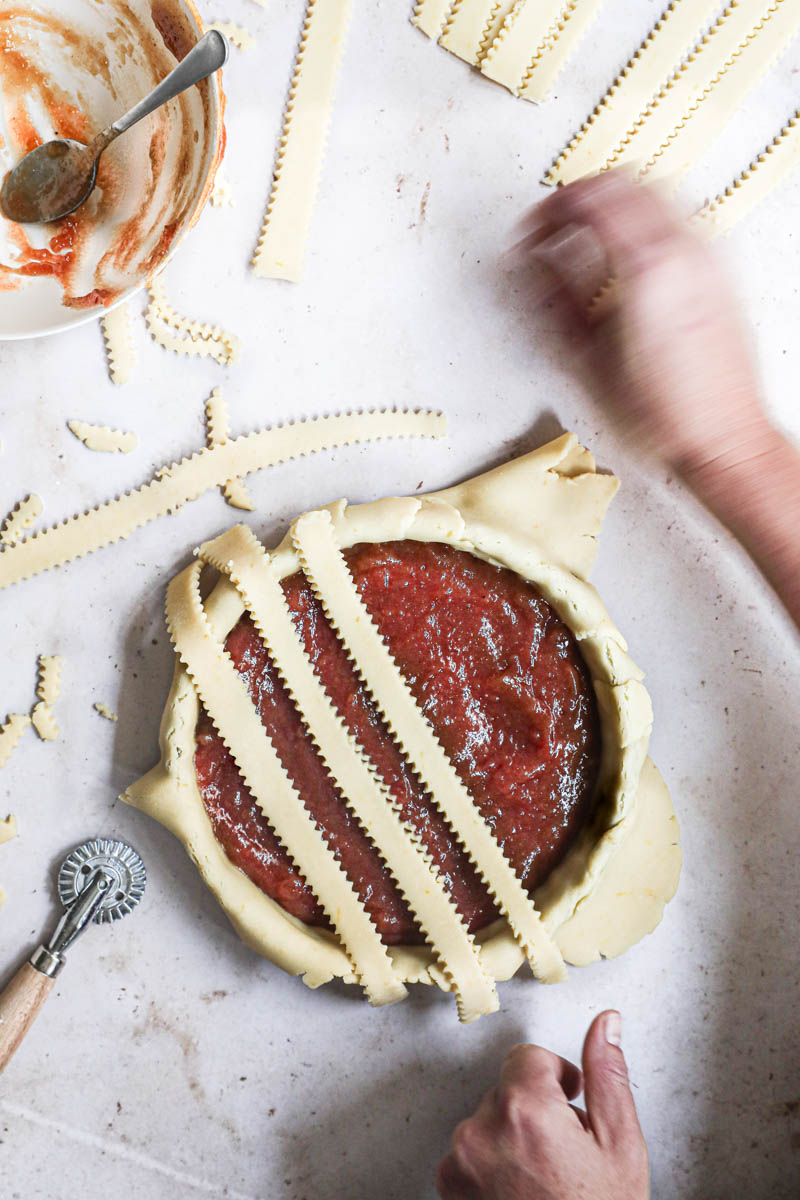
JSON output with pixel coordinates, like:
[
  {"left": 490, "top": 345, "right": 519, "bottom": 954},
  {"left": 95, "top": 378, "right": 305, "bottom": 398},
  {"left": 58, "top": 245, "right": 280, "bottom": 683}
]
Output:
[{"left": 94, "top": 30, "right": 229, "bottom": 153}]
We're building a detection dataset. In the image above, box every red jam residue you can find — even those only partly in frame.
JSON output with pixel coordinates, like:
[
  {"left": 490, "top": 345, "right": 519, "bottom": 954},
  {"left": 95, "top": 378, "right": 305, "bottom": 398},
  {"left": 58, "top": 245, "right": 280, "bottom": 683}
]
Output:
[{"left": 195, "top": 541, "right": 602, "bottom": 944}]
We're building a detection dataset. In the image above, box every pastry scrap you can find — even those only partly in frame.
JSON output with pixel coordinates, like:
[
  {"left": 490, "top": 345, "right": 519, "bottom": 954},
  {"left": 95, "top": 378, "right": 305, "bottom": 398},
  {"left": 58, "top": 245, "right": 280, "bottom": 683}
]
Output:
[
  {"left": 68, "top": 421, "right": 138, "bottom": 454},
  {"left": 101, "top": 303, "right": 136, "bottom": 386},
  {"left": 691, "top": 109, "right": 800, "bottom": 237},
  {"left": 252, "top": 0, "right": 353, "bottom": 283},
  {"left": 0, "top": 714, "right": 30, "bottom": 769},
  {"left": 211, "top": 170, "right": 233, "bottom": 208},
  {"left": 205, "top": 387, "right": 255, "bottom": 512},
  {"left": 94, "top": 702, "right": 119, "bottom": 722},
  {"left": 36, "top": 655, "right": 63, "bottom": 705},
  {"left": 0, "top": 814, "right": 18, "bottom": 844},
  {"left": 0, "top": 409, "right": 445, "bottom": 591},
  {"left": 31, "top": 702, "right": 59, "bottom": 742},
  {"left": 547, "top": 0, "right": 799, "bottom": 185},
  {"left": 207, "top": 21, "right": 255, "bottom": 50},
  {"left": 1, "top": 494, "right": 43, "bottom": 547},
  {"left": 126, "top": 435, "right": 681, "bottom": 1021},
  {"left": 146, "top": 276, "right": 241, "bottom": 367},
  {"left": 415, "top": 0, "right": 600, "bottom": 101}
]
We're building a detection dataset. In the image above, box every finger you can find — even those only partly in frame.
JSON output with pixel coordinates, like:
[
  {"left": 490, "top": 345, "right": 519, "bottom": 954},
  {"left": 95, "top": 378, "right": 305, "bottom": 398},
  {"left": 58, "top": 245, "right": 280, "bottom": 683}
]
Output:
[
  {"left": 569, "top": 1103, "right": 591, "bottom": 1132},
  {"left": 500, "top": 1042, "right": 584, "bottom": 1103},
  {"left": 542, "top": 171, "right": 690, "bottom": 281},
  {"left": 435, "top": 1155, "right": 480, "bottom": 1200},
  {"left": 528, "top": 223, "right": 612, "bottom": 311},
  {"left": 582, "top": 1011, "right": 644, "bottom": 1150}
]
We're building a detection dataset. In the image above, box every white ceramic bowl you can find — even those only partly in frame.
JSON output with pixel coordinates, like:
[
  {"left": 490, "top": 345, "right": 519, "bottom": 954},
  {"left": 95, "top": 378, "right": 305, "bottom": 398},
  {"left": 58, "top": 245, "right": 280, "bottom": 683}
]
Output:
[{"left": 0, "top": 0, "right": 224, "bottom": 339}]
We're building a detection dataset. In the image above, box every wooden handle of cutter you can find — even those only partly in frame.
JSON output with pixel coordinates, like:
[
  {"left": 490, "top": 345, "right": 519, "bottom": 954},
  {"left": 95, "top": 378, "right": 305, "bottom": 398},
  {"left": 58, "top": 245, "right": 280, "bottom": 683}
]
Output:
[{"left": 0, "top": 963, "right": 54, "bottom": 1073}]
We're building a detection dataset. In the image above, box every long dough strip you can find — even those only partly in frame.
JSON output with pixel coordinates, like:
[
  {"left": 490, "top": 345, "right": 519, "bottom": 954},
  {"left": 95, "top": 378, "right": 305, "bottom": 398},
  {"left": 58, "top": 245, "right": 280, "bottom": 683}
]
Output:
[
  {"left": 518, "top": 0, "right": 603, "bottom": 103},
  {"left": 607, "top": 0, "right": 800, "bottom": 180},
  {"left": 0, "top": 714, "right": 30, "bottom": 769},
  {"left": 545, "top": 0, "right": 721, "bottom": 184},
  {"left": 412, "top": 0, "right": 456, "bottom": 39},
  {"left": 481, "top": 0, "right": 574, "bottom": 92},
  {"left": 0, "top": 410, "right": 445, "bottom": 592},
  {"left": 199, "top": 525, "right": 499, "bottom": 1022},
  {"left": 252, "top": 0, "right": 353, "bottom": 282},
  {"left": 36, "top": 655, "right": 63, "bottom": 705},
  {"left": 204, "top": 387, "right": 255, "bottom": 512},
  {"left": 439, "top": 0, "right": 502, "bottom": 65},
  {"left": 1, "top": 494, "right": 43, "bottom": 546},
  {"left": 101, "top": 303, "right": 135, "bottom": 385},
  {"left": 292, "top": 510, "right": 567, "bottom": 984},
  {"left": 167, "top": 561, "right": 406, "bottom": 1007},
  {"left": 690, "top": 110, "right": 800, "bottom": 237},
  {"left": 636, "top": 1, "right": 800, "bottom": 184}
]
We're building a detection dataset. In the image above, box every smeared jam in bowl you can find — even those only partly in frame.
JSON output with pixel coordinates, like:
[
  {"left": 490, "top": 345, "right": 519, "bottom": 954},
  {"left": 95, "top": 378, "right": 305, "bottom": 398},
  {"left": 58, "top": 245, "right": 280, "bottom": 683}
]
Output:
[
  {"left": 0, "top": 0, "right": 221, "bottom": 326},
  {"left": 195, "top": 541, "right": 602, "bottom": 946}
]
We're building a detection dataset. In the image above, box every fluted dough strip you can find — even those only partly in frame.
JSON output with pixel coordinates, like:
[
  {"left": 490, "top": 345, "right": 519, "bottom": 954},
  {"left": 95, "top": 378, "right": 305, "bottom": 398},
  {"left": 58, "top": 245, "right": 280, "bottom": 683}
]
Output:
[
  {"left": 1, "top": 494, "right": 43, "bottom": 547},
  {"left": 546, "top": 0, "right": 721, "bottom": 184},
  {"left": 439, "top": 0, "right": 501, "bottom": 65},
  {"left": 412, "top": 0, "right": 455, "bottom": 39},
  {"left": 292, "top": 509, "right": 567, "bottom": 985},
  {"left": 481, "top": 0, "right": 572, "bottom": 92},
  {"left": 0, "top": 410, "right": 445, "bottom": 591},
  {"left": 690, "top": 110, "right": 800, "bottom": 237},
  {"left": 636, "top": 1, "right": 800, "bottom": 184},
  {"left": 519, "top": 0, "right": 603, "bottom": 103},
  {"left": 101, "top": 303, "right": 135, "bottom": 385},
  {"left": 198, "top": 525, "right": 499, "bottom": 1022},
  {"left": 0, "top": 714, "right": 30, "bottom": 769},
  {"left": 68, "top": 421, "right": 138, "bottom": 454},
  {"left": 147, "top": 277, "right": 241, "bottom": 366},
  {"left": 252, "top": 0, "right": 353, "bottom": 282},
  {"left": 167, "top": 560, "right": 406, "bottom": 1007}
]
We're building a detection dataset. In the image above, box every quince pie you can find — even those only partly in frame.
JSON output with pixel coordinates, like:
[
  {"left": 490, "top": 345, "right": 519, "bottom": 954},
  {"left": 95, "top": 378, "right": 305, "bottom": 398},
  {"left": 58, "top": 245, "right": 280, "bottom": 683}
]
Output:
[{"left": 125, "top": 434, "right": 681, "bottom": 1021}]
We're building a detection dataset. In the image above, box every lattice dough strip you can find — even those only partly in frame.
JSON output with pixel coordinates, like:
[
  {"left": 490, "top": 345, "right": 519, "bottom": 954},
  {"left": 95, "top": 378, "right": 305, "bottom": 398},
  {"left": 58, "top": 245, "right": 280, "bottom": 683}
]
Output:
[
  {"left": 690, "top": 110, "right": 800, "bottom": 238},
  {"left": 0, "top": 410, "right": 445, "bottom": 591},
  {"left": 252, "top": 0, "right": 353, "bottom": 283},
  {"left": 293, "top": 510, "right": 567, "bottom": 985},
  {"left": 0, "top": 714, "right": 30, "bottom": 769},
  {"left": 167, "top": 560, "right": 406, "bottom": 1007},
  {"left": 412, "top": 0, "right": 456, "bottom": 39},
  {"left": 36, "top": 655, "right": 63, "bottom": 705},
  {"left": 101, "top": 303, "right": 135, "bottom": 385},
  {"left": 481, "top": 0, "right": 574, "bottom": 92},
  {"left": 440, "top": 0, "right": 501, "bottom": 65},
  {"left": 199, "top": 525, "right": 499, "bottom": 1022},
  {"left": 1, "top": 494, "right": 43, "bottom": 547},
  {"left": 636, "top": 1, "right": 800, "bottom": 184},
  {"left": 607, "top": 0, "right": 799, "bottom": 180},
  {"left": 545, "top": 0, "right": 722, "bottom": 184},
  {"left": 518, "top": 0, "right": 604, "bottom": 103}
]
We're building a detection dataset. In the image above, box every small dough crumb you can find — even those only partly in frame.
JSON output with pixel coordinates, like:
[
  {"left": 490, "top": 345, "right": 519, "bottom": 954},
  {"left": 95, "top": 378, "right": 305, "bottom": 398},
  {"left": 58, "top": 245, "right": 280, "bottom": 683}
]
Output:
[
  {"left": 0, "top": 814, "right": 18, "bottom": 844},
  {"left": 211, "top": 169, "right": 233, "bottom": 207},
  {"left": 31, "top": 701, "right": 59, "bottom": 742},
  {"left": 68, "top": 420, "right": 138, "bottom": 454},
  {"left": 1, "top": 494, "right": 43, "bottom": 546},
  {"left": 207, "top": 21, "right": 255, "bottom": 49},
  {"left": 0, "top": 713, "right": 31, "bottom": 767},
  {"left": 94, "top": 702, "right": 119, "bottom": 722}
]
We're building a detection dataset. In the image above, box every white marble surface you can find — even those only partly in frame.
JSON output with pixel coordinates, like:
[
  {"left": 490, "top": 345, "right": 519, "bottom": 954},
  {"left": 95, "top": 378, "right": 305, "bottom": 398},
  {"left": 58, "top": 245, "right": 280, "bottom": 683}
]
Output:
[{"left": 1, "top": 2, "right": 800, "bottom": 1197}]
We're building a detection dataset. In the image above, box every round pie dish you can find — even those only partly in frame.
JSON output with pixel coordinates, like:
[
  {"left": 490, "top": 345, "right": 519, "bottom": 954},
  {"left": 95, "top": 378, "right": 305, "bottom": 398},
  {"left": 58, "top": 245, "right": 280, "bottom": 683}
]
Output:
[
  {"left": 125, "top": 434, "right": 682, "bottom": 1021},
  {"left": 0, "top": 0, "right": 224, "bottom": 340}
]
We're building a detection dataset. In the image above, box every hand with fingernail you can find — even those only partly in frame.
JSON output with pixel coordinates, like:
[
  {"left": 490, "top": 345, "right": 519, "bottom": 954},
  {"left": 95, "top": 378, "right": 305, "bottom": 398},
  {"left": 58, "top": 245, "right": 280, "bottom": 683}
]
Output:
[
  {"left": 517, "top": 171, "right": 800, "bottom": 630},
  {"left": 436, "top": 1011, "right": 649, "bottom": 1200}
]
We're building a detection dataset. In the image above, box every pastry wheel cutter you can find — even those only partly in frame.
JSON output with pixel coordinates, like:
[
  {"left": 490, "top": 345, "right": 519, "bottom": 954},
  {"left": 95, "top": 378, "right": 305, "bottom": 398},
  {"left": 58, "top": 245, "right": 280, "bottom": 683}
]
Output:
[{"left": 0, "top": 837, "right": 146, "bottom": 1073}]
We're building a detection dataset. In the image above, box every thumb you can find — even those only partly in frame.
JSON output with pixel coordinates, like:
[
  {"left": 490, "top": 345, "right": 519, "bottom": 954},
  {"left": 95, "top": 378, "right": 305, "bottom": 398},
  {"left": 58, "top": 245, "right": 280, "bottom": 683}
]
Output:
[{"left": 581, "top": 1010, "right": 643, "bottom": 1150}]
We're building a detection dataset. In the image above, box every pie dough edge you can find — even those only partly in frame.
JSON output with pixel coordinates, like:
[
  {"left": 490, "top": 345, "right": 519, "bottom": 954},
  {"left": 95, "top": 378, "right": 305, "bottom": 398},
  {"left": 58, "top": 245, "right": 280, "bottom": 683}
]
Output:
[{"left": 124, "top": 433, "right": 681, "bottom": 991}]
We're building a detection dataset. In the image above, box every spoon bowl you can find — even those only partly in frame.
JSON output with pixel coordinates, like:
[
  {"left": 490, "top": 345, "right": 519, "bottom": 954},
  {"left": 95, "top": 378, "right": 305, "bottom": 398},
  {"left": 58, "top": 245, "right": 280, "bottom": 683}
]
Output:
[{"left": 1, "top": 138, "right": 99, "bottom": 224}]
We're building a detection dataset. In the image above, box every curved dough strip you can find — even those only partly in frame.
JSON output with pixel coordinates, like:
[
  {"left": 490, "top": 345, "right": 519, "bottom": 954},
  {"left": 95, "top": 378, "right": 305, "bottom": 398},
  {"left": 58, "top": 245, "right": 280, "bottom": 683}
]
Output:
[
  {"left": 198, "top": 525, "right": 499, "bottom": 1022},
  {"left": 68, "top": 421, "right": 138, "bottom": 454},
  {"left": 166, "top": 560, "right": 407, "bottom": 1007},
  {"left": 0, "top": 410, "right": 444, "bottom": 591},
  {"left": 292, "top": 508, "right": 567, "bottom": 985}
]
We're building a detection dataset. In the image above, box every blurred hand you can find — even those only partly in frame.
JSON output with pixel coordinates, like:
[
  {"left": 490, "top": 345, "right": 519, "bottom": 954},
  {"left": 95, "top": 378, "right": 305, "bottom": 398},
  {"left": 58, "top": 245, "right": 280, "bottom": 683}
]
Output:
[
  {"left": 436, "top": 1011, "right": 649, "bottom": 1200},
  {"left": 519, "top": 171, "right": 772, "bottom": 476}
]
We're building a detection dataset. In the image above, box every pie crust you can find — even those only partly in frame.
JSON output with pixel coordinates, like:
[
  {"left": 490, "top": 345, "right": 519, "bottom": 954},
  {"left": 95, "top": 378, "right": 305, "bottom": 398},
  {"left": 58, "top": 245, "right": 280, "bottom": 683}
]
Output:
[{"left": 124, "top": 433, "right": 681, "bottom": 1019}]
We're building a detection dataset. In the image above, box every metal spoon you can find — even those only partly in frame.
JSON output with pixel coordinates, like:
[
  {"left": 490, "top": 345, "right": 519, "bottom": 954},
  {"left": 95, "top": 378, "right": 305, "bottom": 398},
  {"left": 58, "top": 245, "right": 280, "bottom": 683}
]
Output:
[{"left": 0, "top": 29, "right": 228, "bottom": 225}]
